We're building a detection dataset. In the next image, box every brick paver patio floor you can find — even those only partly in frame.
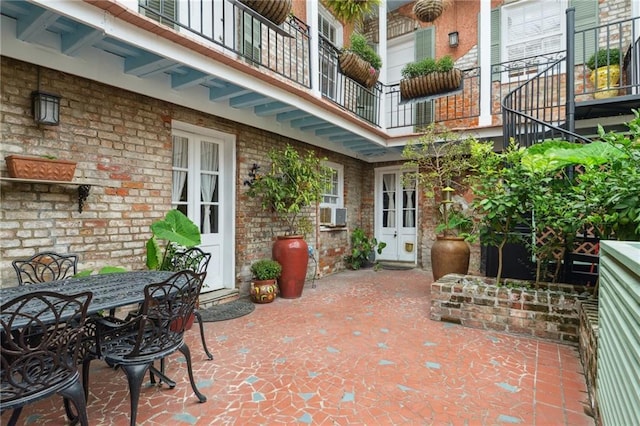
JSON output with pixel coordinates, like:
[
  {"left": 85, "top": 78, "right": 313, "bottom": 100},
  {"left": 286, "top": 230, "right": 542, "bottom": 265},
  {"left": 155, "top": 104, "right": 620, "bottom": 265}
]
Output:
[{"left": 3, "top": 268, "right": 595, "bottom": 425}]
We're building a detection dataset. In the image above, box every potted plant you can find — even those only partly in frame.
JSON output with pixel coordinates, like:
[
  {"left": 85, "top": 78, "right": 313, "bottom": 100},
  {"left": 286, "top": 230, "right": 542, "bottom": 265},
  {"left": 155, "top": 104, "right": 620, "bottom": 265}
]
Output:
[
  {"left": 250, "top": 259, "right": 282, "bottom": 303},
  {"left": 399, "top": 56, "right": 462, "bottom": 101},
  {"left": 339, "top": 32, "right": 382, "bottom": 89},
  {"left": 246, "top": 144, "right": 329, "bottom": 298},
  {"left": 344, "top": 227, "right": 387, "bottom": 270},
  {"left": 402, "top": 124, "right": 475, "bottom": 281},
  {"left": 587, "top": 48, "right": 621, "bottom": 99},
  {"left": 325, "top": 0, "right": 380, "bottom": 28},
  {"left": 5, "top": 154, "right": 77, "bottom": 181},
  {"left": 237, "top": 0, "right": 292, "bottom": 25}
]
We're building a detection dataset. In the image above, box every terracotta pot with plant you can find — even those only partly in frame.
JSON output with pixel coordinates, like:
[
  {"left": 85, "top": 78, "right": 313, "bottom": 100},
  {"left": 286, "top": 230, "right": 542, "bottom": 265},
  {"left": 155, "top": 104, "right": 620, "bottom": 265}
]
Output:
[
  {"left": 5, "top": 154, "right": 77, "bottom": 181},
  {"left": 246, "top": 144, "right": 329, "bottom": 299},
  {"left": 250, "top": 259, "right": 282, "bottom": 303},
  {"left": 402, "top": 124, "right": 476, "bottom": 281}
]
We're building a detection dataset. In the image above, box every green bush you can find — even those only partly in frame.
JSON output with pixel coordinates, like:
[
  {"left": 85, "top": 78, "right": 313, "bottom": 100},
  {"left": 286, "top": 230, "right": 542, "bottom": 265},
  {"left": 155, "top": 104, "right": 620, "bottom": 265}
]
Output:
[
  {"left": 401, "top": 56, "right": 455, "bottom": 79},
  {"left": 251, "top": 259, "right": 282, "bottom": 280},
  {"left": 344, "top": 228, "right": 386, "bottom": 270},
  {"left": 586, "top": 48, "right": 621, "bottom": 70},
  {"left": 347, "top": 33, "right": 382, "bottom": 70}
]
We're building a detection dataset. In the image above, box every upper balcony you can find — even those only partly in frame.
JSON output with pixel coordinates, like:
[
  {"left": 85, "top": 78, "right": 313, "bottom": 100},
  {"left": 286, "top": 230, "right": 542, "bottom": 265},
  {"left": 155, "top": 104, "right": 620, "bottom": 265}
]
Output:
[{"left": 1, "top": 0, "right": 638, "bottom": 159}]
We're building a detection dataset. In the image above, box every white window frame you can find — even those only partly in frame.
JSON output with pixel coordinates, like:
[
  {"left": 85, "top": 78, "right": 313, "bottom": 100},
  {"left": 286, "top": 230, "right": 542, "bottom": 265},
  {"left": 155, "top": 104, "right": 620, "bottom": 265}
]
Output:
[
  {"left": 318, "top": 6, "right": 343, "bottom": 48},
  {"left": 320, "top": 161, "right": 344, "bottom": 209},
  {"left": 501, "top": 0, "right": 567, "bottom": 83}
]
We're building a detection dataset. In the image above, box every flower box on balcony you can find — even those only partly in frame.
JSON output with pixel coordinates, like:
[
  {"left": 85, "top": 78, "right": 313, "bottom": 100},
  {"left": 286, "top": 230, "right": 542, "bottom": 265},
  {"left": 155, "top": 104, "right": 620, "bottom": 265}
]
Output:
[
  {"left": 339, "top": 51, "right": 380, "bottom": 89},
  {"left": 238, "top": 0, "right": 292, "bottom": 25},
  {"left": 399, "top": 56, "right": 462, "bottom": 101},
  {"left": 5, "top": 155, "right": 77, "bottom": 181}
]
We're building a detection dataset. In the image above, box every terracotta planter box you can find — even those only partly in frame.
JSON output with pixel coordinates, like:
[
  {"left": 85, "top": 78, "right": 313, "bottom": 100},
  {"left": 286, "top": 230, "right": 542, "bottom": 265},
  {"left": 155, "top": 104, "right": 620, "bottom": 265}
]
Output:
[{"left": 5, "top": 155, "right": 77, "bottom": 181}]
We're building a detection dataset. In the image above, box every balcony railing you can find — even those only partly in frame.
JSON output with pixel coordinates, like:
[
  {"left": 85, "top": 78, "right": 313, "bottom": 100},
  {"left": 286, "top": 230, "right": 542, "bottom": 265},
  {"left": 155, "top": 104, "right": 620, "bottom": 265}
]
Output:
[
  {"left": 138, "top": 0, "right": 311, "bottom": 88},
  {"left": 386, "top": 67, "right": 480, "bottom": 130},
  {"left": 319, "top": 35, "right": 382, "bottom": 126},
  {"left": 137, "top": 1, "right": 638, "bottom": 136}
]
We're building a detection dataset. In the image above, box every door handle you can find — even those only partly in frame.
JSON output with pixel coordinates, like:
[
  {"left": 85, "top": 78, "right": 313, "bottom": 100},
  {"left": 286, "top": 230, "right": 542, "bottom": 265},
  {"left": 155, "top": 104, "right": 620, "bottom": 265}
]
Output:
[{"left": 394, "top": 232, "right": 397, "bottom": 238}]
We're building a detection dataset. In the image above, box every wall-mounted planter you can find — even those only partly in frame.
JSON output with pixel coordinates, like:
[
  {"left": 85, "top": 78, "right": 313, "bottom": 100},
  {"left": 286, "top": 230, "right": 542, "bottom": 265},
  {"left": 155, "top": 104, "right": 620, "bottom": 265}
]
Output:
[
  {"left": 5, "top": 155, "right": 77, "bottom": 182},
  {"left": 400, "top": 68, "right": 462, "bottom": 101},
  {"left": 339, "top": 51, "right": 380, "bottom": 89}
]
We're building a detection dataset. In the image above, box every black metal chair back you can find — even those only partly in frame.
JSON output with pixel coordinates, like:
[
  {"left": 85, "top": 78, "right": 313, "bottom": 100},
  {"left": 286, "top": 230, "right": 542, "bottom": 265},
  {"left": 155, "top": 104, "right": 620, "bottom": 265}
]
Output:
[
  {"left": 12, "top": 252, "right": 79, "bottom": 285},
  {"left": 0, "top": 290, "right": 92, "bottom": 426},
  {"left": 84, "top": 270, "right": 207, "bottom": 426},
  {"left": 166, "top": 247, "right": 211, "bottom": 275}
]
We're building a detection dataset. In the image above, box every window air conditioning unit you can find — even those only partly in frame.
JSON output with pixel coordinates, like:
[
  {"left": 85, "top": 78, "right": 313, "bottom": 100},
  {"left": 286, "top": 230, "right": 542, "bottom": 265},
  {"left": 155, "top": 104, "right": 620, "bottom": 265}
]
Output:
[{"left": 319, "top": 207, "right": 347, "bottom": 227}]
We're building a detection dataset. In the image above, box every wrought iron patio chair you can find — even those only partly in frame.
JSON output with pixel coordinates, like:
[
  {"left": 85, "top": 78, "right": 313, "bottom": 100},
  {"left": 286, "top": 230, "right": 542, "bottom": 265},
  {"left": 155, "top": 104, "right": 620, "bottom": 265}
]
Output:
[
  {"left": 165, "top": 247, "right": 214, "bottom": 360},
  {"left": 0, "top": 290, "right": 92, "bottom": 426},
  {"left": 12, "top": 251, "right": 79, "bottom": 285},
  {"left": 82, "top": 270, "right": 207, "bottom": 426}
]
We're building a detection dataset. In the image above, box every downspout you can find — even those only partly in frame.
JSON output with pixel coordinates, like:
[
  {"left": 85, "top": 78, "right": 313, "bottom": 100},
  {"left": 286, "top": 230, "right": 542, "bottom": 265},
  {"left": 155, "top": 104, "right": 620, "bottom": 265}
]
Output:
[{"left": 566, "top": 7, "right": 576, "bottom": 179}]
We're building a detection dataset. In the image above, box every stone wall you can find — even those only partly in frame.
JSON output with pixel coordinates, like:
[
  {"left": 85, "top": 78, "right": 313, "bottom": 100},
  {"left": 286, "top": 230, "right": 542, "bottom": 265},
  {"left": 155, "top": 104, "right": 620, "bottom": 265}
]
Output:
[{"left": 430, "top": 274, "right": 591, "bottom": 344}]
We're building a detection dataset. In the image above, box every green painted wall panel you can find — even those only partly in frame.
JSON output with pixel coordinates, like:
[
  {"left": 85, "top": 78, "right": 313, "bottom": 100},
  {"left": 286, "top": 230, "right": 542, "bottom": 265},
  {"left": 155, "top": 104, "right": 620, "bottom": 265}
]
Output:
[{"left": 598, "top": 241, "right": 640, "bottom": 426}]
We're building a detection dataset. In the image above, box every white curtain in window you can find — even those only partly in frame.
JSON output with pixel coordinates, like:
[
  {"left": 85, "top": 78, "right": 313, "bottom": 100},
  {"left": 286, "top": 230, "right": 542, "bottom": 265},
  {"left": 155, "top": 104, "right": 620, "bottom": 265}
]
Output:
[
  {"left": 404, "top": 178, "right": 415, "bottom": 228},
  {"left": 383, "top": 174, "right": 395, "bottom": 227},
  {"left": 200, "top": 142, "right": 218, "bottom": 234},
  {"left": 172, "top": 136, "right": 188, "bottom": 203}
]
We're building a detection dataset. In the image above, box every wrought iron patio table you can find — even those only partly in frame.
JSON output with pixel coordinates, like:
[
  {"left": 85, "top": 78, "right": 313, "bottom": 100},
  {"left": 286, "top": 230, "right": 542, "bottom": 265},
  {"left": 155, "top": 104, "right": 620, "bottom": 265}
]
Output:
[{"left": 0, "top": 271, "right": 173, "bottom": 330}]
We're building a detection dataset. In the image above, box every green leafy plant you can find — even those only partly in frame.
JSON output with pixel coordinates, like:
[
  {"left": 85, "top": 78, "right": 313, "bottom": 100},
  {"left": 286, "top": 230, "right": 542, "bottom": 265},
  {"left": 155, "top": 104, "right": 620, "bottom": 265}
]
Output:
[
  {"left": 401, "top": 56, "right": 455, "bottom": 79},
  {"left": 246, "top": 144, "right": 329, "bottom": 236},
  {"left": 146, "top": 209, "right": 201, "bottom": 270},
  {"left": 346, "top": 32, "right": 382, "bottom": 70},
  {"left": 586, "top": 48, "right": 621, "bottom": 70},
  {"left": 250, "top": 259, "right": 282, "bottom": 281},
  {"left": 344, "top": 227, "right": 387, "bottom": 270},
  {"left": 402, "top": 123, "right": 476, "bottom": 238},
  {"left": 324, "top": 0, "right": 380, "bottom": 26}
]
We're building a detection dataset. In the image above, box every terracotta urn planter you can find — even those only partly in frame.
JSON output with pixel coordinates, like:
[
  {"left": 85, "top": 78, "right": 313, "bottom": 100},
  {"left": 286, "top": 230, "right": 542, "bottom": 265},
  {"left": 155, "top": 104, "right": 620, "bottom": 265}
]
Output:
[
  {"left": 400, "top": 68, "right": 462, "bottom": 101},
  {"left": 5, "top": 155, "right": 76, "bottom": 181},
  {"left": 430, "top": 235, "right": 470, "bottom": 281},
  {"left": 272, "top": 235, "right": 308, "bottom": 298},
  {"left": 339, "top": 51, "right": 380, "bottom": 89}
]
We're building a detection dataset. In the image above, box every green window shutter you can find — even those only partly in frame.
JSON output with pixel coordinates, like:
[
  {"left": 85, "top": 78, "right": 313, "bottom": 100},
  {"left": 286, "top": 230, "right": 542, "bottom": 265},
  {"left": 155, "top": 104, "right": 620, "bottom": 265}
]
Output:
[
  {"left": 414, "top": 27, "right": 434, "bottom": 60},
  {"left": 241, "top": 13, "right": 262, "bottom": 64},
  {"left": 142, "top": 0, "right": 176, "bottom": 26},
  {"left": 414, "top": 27, "right": 434, "bottom": 128},
  {"left": 571, "top": 0, "right": 598, "bottom": 65},
  {"left": 490, "top": 8, "right": 501, "bottom": 81}
]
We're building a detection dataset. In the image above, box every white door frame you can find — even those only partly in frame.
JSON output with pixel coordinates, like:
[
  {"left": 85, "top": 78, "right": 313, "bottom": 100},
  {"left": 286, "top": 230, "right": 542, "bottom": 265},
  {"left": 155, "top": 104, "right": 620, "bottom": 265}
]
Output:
[
  {"left": 172, "top": 120, "right": 236, "bottom": 292},
  {"left": 374, "top": 165, "right": 418, "bottom": 265}
]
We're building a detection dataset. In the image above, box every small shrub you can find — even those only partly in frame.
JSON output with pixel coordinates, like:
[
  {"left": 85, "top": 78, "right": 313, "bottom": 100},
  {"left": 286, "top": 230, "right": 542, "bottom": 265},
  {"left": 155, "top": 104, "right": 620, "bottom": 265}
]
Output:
[
  {"left": 347, "top": 33, "right": 382, "bottom": 70},
  {"left": 586, "top": 48, "right": 621, "bottom": 70},
  {"left": 251, "top": 259, "right": 282, "bottom": 281}
]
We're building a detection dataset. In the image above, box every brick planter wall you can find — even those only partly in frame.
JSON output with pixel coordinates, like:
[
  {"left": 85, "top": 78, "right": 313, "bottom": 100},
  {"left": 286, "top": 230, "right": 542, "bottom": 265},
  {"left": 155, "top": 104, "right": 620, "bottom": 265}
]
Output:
[
  {"left": 578, "top": 299, "right": 600, "bottom": 424},
  {"left": 430, "top": 274, "right": 591, "bottom": 344}
]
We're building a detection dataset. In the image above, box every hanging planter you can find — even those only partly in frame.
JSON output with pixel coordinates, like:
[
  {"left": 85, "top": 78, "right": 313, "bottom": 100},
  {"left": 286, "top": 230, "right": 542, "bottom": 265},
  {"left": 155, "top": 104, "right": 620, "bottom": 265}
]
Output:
[
  {"left": 238, "top": 0, "right": 292, "bottom": 25},
  {"left": 413, "top": 0, "right": 446, "bottom": 23},
  {"left": 399, "top": 56, "right": 462, "bottom": 101},
  {"left": 338, "top": 33, "right": 382, "bottom": 89},
  {"left": 339, "top": 51, "right": 380, "bottom": 88}
]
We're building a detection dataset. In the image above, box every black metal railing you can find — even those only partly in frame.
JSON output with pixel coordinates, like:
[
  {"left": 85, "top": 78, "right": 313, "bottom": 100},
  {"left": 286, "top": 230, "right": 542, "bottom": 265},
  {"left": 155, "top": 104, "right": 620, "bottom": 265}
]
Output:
[
  {"left": 138, "top": 0, "right": 311, "bottom": 88},
  {"left": 502, "top": 11, "right": 640, "bottom": 148},
  {"left": 319, "top": 35, "right": 382, "bottom": 126},
  {"left": 385, "top": 67, "right": 480, "bottom": 130},
  {"left": 575, "top": 14, "right": 640, "bottom": 99}
]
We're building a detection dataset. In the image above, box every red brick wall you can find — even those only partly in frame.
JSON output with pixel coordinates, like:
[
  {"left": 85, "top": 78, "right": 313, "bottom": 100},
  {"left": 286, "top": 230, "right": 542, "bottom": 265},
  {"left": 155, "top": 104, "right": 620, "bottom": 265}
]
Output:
[{"left": 0, "top": 57, "right": 372, "bottom": 286}]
